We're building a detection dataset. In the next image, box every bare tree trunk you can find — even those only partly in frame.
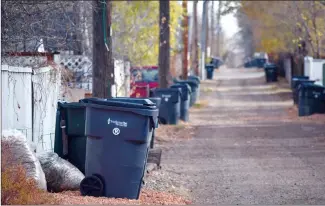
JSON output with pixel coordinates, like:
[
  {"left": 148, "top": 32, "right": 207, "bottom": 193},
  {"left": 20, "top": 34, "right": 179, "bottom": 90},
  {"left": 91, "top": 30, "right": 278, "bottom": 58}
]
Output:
[
  {"left": 216, "top": 0, "right": 222, "bottom": 57},
  {"left": 92, "top": 0, "right": 114, "bottom": 98},
  {"left": 192, "top": 1, "right": 199, "bottom": 76},
  {"left": 73, "top": 3, "right": 82, "bottom": 55},
  {"left": 205, "top": 1, "right": 209, "bottom": 60},
  {"left": 210, "top": 1, "right": 215, "bottom": 57},
  {"left": 158, "top": 0, "right": 171, "bottom": 88},
  {"left": 182, "top": 0, "right": 188, "bottom": 79}
]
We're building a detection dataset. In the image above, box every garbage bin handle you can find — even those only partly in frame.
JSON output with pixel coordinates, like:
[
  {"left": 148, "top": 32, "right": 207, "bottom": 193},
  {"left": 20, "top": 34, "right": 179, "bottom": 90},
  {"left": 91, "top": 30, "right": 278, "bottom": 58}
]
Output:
[{"left": 60, "top": 109, "right": 69, "bottom": 158}]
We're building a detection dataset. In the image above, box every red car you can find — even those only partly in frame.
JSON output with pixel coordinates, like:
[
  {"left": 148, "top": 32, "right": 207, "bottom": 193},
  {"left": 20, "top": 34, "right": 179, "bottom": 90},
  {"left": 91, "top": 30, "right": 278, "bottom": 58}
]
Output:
[{"left": 130, "top": 66, "right": 159, "bottom": 98}]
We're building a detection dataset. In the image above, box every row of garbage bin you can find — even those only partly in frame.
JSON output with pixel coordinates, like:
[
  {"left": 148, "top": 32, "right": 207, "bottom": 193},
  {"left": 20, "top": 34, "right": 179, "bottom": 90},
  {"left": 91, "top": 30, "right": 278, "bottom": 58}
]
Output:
[
  {"left": 53, "top": 75, "right": 201, "bottom": 200},
  {"left": 291, "top": 76, "right": 325, "bottom": 116}
]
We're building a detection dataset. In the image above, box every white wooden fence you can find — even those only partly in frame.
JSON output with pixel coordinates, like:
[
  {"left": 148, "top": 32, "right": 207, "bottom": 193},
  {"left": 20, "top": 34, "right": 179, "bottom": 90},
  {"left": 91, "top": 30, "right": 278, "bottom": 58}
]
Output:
[
  {"left": 304, "top": 56, "right": 325, "bottom": 86},
  {"left": 1, "top": 64, "right": 61, "bottom": 153}
]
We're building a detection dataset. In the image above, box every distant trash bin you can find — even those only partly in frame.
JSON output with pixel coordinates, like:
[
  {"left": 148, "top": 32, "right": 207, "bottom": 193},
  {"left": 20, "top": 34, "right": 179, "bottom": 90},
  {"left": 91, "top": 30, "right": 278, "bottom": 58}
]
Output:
[
  {"left": 298, "top": 83, "right": 325, "bottom": 116},
  {"left": 54, "top": 102, "right": 87, "bottom": 174},
  {"left": 188, "top": 75, "right": 201, "bottom": 100},
  {"left": 170, "top": 83, "right": 191, "bottom": 122},
  {"left": 79, "top": 98, "right": 158, "bottom": 199},
  {"left": 150, "top": 88, "right": 181, "bottom": 125},
  {"left": 292, "top": 79, "right": 315, "bottom": 104},
  {"left": 205, "top": 64, "right": 215, "bottom": 80},
  {"left": 264, "top": 63, "right": 278, "bottom": 82},
  {"left": 109, "top": 97, "right": 161, "bottom": 149},
  {"left": 256, "top": 58, "right": 267, "bottom": 68},
  {"left": 291, "top": 76, "right": 309, "bottom": 89},
  {"left": 174, "top": 79, "right": 199, "bottom": 107}
]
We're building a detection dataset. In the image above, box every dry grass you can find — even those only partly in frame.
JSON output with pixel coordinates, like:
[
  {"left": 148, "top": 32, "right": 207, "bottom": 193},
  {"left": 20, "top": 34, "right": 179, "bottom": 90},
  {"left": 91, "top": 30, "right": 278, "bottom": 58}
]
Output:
[
  {"left": 192, "top": 100, "right": 209, "bottom": 109},
  {"left": 51, "top": 189, "right": 191, "bottom": 205},
  {"left": 1, "top": 142, "right": 58, "bottom": 205},
  {"left": 155, "top": 121, "right": 196, "bottom": 142},
  {"left": 203, "top": 87, "right": 213, "bottom": 93}
]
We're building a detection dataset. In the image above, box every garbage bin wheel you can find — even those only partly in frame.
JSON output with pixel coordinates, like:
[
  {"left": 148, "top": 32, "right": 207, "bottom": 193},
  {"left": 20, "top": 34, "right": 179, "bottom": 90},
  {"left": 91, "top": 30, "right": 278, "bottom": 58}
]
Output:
[{"left": 80, "top": 174, "right": 104, "bottom": 197}]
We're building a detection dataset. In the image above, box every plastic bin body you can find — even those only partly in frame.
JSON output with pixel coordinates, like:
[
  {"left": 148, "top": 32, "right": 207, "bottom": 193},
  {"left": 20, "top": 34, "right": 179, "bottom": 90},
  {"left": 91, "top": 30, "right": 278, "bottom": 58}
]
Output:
[
  {"left": 170, "top": 83, "right": 191, "bottom": 122},
  {"left": 292, "top": 80, "right": 315, "bottom": 104},
  {"left": 205, "top": 64, "right": 214, "bottom": 80},
  {"left": 54, "top": 102, "right": 87, "bottom": 174},
  {"left": 298, "top": 83, "right": 325, "bottom": 116},
  {"left": 110, "top": 97, "right": 161, "bottom": 148},
  {"left": 174, "top": 79, "right": 199, "bottom": 107},
  {"left": 83, "top": 98, "right": 158, "bottom": 199},
  {"left": 264, "top": 64, "right": 278, "bottom": 82},
  {"left": 151, "top": 88, "right": 181, "bottom": 125},
  {"left": 188, "top": 75, "right": 200, "bottom": 101}
]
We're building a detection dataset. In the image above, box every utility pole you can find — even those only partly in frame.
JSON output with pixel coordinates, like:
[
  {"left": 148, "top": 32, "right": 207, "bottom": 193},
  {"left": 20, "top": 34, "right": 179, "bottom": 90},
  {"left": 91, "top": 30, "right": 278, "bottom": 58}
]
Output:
[
  {"left": 158, "top": 0, "right": 171, "bottom": 88},
  {"left": 200, "top": 0, "right": 208, "bottom": 80},
  {"left": 182, "top": 0, "right": 188, "bottom": 80},
  {"left": 92, "top": 0, "right": 114, "bottom": 98},
  {"left": 205, "top": 1, "right": 209, "bottom": 61},
  {"left": 192, "top": 1, "right": 199, "bottom": 76},
  {"left": 216, "top": 1, "right": 222, "bottom": 57}
]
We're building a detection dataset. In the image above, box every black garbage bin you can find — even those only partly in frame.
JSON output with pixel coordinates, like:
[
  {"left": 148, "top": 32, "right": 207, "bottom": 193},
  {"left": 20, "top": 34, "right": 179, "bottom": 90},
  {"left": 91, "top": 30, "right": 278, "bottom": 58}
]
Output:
[
  {"left": 54, "top": 101, "right": 87, "bottom": 174},
  {"left": 109, "top": 97, "right": 161, "bottom": 149},
  {"left": 174, "top": 79, "right": 199, "bottom": 107},
  {"left": 150, "top": 88, "right": 181, "bottom": 125},
  {"left": 170, "top": 83, "right": 191, "bottom": 122},
  {"left": 205, "top": 64, "right": 214, "bottom": 80},
  {"left": 298, "top": 83, "right": 325, "bottom": 116},
  {"left": 292, "top": 79, "right": 315, "bottom": 104},
  {"left": 79, "top": 98, "right": 158, "bottom": 199},
  {"left": 291, "top": 76, "right": 309, "bottom": 89},
  {"left": 188, "top": 75, "right": 200, "bottom": 102},
  {"left": 256, "top": 58, "right": 267, "bottom": 68},
  {"left": 264, "top": 64, "right": 278, "bottom": 82}
]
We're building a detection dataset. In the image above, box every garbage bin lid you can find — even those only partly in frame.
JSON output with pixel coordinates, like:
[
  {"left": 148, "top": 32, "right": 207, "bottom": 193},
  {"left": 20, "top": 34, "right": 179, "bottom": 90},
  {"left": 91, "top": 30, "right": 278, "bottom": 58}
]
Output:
[
  {"left": 292, "top": 76, "right": 309, "bottom": 80},
  {"left": 188, "top": 75, "right": 201, "bottom": 83},
  {"left": 58, "top": 101, "right": 86, "bottom": 109},
  {"left": 112, "top": 97, "right": 162, "bottom": 107},
  {"left": 174, "top": 79, "right": 198, "bottom": 88},
  {"left": 80, "top": 97, "right": 157, "bottom": 109},
  {"left": 205, "top": 64, "right": 214, "bottom": 69},
  {"left": 80, "top": 98, "right": 159, "bottom": 126},
  {"left": 171, "top": 83, "right": 192, "bottom": 93}
]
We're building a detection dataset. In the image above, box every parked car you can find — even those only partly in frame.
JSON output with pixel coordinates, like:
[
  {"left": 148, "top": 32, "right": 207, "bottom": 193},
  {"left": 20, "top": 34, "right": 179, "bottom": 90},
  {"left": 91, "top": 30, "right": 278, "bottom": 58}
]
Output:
[{"left": 130, "top": 66, "right": 159, "bottom": 98}]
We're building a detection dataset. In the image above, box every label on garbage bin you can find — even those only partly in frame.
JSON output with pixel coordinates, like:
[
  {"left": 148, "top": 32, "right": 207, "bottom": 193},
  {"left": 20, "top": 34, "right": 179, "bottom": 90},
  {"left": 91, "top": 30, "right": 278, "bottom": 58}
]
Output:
[
  {"left": 112, "top": 127, "right": 120, "bottom": 135},
  {"left": 107, "top": 118, "right": 128, "bottom": 127},
  {"left": 162, "top": 94, "right": 171, "bottom": 102}
]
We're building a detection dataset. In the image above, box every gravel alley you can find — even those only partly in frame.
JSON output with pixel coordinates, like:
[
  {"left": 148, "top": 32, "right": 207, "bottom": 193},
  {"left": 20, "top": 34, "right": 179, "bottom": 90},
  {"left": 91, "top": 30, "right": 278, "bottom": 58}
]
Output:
[{"left": 148, "top": 67, "right": 325, "bottom": 204}]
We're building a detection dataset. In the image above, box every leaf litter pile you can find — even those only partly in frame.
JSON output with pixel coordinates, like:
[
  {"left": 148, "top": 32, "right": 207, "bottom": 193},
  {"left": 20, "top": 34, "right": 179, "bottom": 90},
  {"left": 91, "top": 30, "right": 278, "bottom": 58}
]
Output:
[{"left": 51, "top": 189, "right": 191, "bottom": 205}]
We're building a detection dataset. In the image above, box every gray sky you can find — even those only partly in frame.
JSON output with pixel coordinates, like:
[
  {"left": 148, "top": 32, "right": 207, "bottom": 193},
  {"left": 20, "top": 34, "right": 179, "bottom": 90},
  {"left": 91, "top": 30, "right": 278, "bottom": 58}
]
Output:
[{"left": 185, "top": 1, "right": 239, "bottom": 38}]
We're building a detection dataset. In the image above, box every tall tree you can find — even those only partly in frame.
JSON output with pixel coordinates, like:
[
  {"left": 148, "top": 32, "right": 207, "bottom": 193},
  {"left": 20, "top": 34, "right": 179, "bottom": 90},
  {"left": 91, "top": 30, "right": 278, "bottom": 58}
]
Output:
[
  {"left": 158, "top": 0, "right": 171, "bottom": 88},
  {"left": 191, "top": 1, "right": 199, "bottom": 76},
  {"left": 92, "top": 0, "right": 114, "bottom": 98},
  {"left": 182, "top": 0, "right": 188, "bottom": 79},
  {"left": 210, "top": 1, "right": 215, "bottom": 56}
]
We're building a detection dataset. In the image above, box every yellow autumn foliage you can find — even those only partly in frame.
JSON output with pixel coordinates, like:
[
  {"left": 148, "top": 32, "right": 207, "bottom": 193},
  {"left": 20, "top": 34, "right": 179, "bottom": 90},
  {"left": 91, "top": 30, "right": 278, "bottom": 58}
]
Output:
[
  {"left": 112, "top": 1, "right": 182, "bottom": 66},
  {"left": 240, "top": 1, "right": 325, "bottom": 56}
]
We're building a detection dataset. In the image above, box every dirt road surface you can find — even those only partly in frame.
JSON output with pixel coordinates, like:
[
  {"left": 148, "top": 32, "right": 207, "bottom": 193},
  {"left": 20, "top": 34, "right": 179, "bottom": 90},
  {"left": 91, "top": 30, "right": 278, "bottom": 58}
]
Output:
[{"left": 147, "top": 68, "right": 325, "bottom": 204}]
